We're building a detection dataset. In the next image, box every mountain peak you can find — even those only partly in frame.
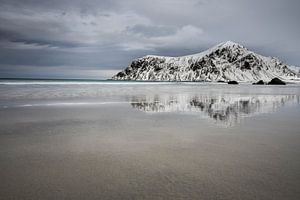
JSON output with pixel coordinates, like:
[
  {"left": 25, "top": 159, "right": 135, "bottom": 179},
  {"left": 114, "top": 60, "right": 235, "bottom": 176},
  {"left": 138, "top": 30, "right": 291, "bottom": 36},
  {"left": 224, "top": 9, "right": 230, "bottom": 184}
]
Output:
[{"left": 217, "top": 41, "right": 243, "bottom": 48}]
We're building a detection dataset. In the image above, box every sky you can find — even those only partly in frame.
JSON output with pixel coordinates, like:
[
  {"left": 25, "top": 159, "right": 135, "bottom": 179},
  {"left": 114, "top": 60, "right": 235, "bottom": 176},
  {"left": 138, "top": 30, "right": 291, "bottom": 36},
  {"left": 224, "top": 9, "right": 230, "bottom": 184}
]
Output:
[{"left": 0, "top": 0, "right": 299, "bottom": 79}]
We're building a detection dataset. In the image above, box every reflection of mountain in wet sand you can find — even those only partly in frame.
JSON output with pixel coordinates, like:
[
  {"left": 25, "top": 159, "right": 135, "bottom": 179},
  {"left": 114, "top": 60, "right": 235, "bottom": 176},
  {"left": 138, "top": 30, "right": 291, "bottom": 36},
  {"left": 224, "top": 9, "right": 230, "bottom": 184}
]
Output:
[{"left": 131, "top": 94, "right": 299, "bottom": 126}]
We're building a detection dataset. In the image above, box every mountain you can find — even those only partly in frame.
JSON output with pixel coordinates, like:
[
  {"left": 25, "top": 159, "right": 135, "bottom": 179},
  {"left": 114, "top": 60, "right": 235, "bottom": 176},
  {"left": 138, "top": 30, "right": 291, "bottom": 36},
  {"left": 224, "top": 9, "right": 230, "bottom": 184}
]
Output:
[{"left": 112, "top": 41, "right": 297, "bottom": 82}]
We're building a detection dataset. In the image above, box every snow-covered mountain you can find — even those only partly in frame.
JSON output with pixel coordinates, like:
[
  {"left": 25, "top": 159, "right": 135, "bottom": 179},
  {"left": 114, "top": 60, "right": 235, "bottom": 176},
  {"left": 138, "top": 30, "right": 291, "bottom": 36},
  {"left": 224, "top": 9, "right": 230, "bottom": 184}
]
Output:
[{"left": 112, "top": 41, "right": 297, "bottom": 82}]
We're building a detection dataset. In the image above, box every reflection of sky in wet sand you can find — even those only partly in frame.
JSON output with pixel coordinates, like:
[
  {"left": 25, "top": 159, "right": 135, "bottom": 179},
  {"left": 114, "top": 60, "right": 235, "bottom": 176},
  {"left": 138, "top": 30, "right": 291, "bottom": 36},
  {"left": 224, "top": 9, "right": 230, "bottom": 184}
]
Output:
[{"left": 131, "top": 94, "right": 300, "bottom": 126}]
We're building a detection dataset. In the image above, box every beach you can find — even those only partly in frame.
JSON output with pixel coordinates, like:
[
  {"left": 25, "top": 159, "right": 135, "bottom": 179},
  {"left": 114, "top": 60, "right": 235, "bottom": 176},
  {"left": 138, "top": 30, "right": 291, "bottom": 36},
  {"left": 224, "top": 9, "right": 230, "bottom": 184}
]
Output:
[{"left": 0, "top": 81, "right": 300, "bottom": 200}]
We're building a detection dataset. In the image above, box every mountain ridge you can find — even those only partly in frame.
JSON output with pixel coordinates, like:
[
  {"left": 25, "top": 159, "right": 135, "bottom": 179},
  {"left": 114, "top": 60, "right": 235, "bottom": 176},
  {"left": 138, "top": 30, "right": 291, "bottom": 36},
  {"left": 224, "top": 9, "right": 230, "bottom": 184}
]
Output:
[{"left": 112, "top": 41, "right": 298, "bottom": 82}]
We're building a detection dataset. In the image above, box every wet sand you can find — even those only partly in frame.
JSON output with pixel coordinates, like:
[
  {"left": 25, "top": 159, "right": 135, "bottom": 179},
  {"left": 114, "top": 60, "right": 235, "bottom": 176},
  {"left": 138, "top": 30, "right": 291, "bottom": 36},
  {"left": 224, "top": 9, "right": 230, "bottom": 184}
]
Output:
[{"left": 1, "top": 102, "right": 300, "bottom": 200}]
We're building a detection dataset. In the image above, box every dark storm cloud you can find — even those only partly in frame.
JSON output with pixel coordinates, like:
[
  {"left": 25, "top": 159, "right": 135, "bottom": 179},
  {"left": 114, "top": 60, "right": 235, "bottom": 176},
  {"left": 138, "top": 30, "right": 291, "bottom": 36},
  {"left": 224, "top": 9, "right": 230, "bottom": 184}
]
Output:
[{"left": 0, "top": 0, "right": 299, "bottom": 78}]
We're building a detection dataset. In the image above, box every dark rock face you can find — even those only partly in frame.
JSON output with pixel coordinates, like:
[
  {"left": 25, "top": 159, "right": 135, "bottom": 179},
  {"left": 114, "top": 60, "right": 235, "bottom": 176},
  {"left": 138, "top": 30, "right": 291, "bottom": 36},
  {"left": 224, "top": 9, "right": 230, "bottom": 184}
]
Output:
[
  {"left": 244, "top": 61, "right": 251, "bottom": 70},
  {"left": 228, "top": 81, "right": 238, "bottom": 84},
  {"left": 253, "top": 80, "right": 265, "bottom": 85},
  {"left": 268, "top": 78, "right": 286, "bottom": 85},
  {"left": 115, "top": 72, "right": 126, "bottom": 78}
]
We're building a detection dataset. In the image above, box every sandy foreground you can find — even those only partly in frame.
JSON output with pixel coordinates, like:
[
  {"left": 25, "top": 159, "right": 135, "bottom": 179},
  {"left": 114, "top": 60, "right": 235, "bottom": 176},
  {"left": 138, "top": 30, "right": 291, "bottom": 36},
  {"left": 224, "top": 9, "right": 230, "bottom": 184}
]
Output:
[{"left": 0, "top": 103, "right": 299, "bottom": 200}]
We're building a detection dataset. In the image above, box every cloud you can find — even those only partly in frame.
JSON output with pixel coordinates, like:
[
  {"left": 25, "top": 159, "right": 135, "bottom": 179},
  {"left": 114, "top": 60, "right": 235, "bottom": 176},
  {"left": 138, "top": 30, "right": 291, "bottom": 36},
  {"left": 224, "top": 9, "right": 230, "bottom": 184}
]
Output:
[
  {"left": 121, "top": 25, "right": 204, "bottom": 51},
  {"left": 0, "top": 0, "right": 299, "bottom": 79},
  {"left": 125, "top": 24, "right": 177, "bottom": 37},
  {"left": 0, "top": 64, "right": 119, "bottom": 79}
]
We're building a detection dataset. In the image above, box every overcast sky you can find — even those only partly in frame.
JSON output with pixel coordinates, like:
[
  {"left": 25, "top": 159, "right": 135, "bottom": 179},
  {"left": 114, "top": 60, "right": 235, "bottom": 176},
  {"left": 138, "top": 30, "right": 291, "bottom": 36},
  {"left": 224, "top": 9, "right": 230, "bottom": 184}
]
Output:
[{"left": 0, "top": 0, "right": 299, "bottom": 79}]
